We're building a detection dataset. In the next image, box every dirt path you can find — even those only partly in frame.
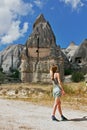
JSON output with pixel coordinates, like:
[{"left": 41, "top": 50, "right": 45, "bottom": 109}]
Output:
[{"left": 0, "top": 98, "right": 87, "bottom": 130}]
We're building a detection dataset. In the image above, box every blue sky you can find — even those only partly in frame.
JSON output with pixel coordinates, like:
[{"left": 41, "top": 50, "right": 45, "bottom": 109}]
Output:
[{"left": 0, "top": 0, "right": 87, "bottom": 51}]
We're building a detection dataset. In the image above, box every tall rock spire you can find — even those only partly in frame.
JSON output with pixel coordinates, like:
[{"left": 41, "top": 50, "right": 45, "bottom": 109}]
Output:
[
  {"left": 20, "top": 14, "right": 64, "bottom": 83},
  {"left": 26, "top": 14, "right": 56, "bottom": 48},
  {"left": 33, "top": 14, "right": 46, "bottom": 29}
]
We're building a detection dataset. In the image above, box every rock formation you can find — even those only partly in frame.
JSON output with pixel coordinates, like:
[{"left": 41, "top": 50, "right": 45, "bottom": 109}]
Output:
[
  {"left": 72, "top": 39, "right": 87, "bottom": 63},
  {"left": 1, "top": 14, "right": 87, "bottom": 82},
  {"left": 71, "top": 39, "right": 87, "bottom": 73},
  {"left": 62, "top": 41, "right": 78, "bottom": 63},
  {"left": 62, "top": 40, "right": 87, "bottom": 73},
  {"left": 20, "top": 14, "right": 64, "bottom": 83},
  {"left": 0, "top": 44, "right": 24, "bottom": 73}
]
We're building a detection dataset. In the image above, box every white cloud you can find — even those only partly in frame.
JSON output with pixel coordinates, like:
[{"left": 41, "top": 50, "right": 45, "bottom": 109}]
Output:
[
  {"left": 4, "top": 0, "right": 34, "bottom": 16},
  {"left": 1, "top": 21, "right": 28, "bottom": 44},
  {"left": 60, "top": 0, "right": 84, "bottom": 10},
  {"left": 21, "top": 23, "right": 29, "bottom": 34},
  {"left": 0, "top": 0, "right": 34, "bottom": 44},
  {"left": 34, "top": 0, "right": 44, "bottom": 9},
  {"left": 0, "top": 0, "right": 45, "bottom": 45}
]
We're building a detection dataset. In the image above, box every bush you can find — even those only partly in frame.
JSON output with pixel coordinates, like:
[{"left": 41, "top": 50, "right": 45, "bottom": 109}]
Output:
[
  {"left": 10, "top": 69, "right": 20, "bottom": 79},
  {"left": 0, "top": 72, "right": 5, "bottom": 83},
  {"left": 71, "top": 72, "right": 84, "bottom": 82},
  {"left": 0, "top": 66, "right": 3, "bottom": 72},
  {"left": 64, "top": 68, "right": 73, "bottom": 75}
]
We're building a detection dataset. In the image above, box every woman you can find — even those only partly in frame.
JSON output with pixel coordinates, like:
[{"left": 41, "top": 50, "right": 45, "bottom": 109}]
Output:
[{"left": 50, "top": 65, "right": 67, "bottom": 121}]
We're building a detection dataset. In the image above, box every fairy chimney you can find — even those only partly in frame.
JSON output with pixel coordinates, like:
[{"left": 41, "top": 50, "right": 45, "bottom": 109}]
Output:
[{"left": 20, "top": 14, "right": 64, "bottom": 83}]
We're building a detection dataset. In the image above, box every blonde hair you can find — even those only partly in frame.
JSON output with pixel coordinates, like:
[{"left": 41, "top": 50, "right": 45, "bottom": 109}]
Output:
[{"left": 50, "top": 65, "right": 59, "bottom": 80}]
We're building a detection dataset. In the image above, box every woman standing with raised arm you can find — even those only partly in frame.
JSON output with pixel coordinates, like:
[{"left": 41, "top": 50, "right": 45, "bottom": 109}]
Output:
[{"left": 50, "top": 65, "right": 68, "bottom": 121}]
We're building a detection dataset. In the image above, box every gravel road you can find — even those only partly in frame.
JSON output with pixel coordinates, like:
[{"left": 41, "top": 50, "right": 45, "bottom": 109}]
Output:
[{"left": 0, "top": 98, "right": 87, "bottom": 130}]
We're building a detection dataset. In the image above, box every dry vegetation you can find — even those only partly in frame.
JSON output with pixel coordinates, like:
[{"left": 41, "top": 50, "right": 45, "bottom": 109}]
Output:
[{"left": 0, "top": 82, "right": 87, "bottom": 111}]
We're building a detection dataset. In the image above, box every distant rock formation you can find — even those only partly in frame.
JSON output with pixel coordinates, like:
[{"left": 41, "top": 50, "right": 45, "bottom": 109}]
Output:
[
  {"left": 62, "top": 41, "right": 78, "bottom": 62},
  {"left": 71, "top": 39, "right": 87, "bottom": 73},
  {"left": 0, "top": 44, "right": 24, "bottom": 72},
  {"left": 62, "top": 40, "right": 87, "bottom": 73},
  {"left": 20, "top": 14, "right": 64, "bottom": 83},
  {"left": 72, "top": 39, "right": 87, "bottom": 63}
]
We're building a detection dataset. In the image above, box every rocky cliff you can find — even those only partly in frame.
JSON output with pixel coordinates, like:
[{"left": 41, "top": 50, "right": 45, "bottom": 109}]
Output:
[{"left": 0, "top": 44, "right": 24, "bottom": 73}]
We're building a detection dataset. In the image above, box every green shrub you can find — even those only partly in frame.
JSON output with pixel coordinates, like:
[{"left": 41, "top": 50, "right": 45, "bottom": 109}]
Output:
[
  {"left": 64, "top": 68, "right": 73, "bottom": 75},
  {"left": 0, "top": 72, "right": 5, "bottom": 83},
  {"left": 0, "top": 66, "right": 3, "bottom": 72},
  {"left": 11, "top": 69, "right": 20, "bottom": 79},
  {"left": 71, "top": 72, "right": 84, "bottom": 82}
]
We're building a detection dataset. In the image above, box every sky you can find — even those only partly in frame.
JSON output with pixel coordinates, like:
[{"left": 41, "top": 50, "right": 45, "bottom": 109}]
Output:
[{"left": 0, "top": 0, "right": 87, "bottom": 51}]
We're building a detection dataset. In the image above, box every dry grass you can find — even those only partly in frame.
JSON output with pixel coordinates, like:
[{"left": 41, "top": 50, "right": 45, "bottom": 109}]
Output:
[
  {"left": 0, "top": 82, "right": 87, "bottom": 111},
  {"left": 61, "top": 82, "right": 87, "bottom": 111}
]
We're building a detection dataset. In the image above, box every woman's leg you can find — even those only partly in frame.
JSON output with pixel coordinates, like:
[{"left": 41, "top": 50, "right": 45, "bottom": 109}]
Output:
[
  {"left": 51, "top": 97, "right": 59, "bottom": 121},
  {"left": 57, "top": 98, "right": 68, "bottom": 120},
  {"left": 52, "top": 97, "right": 68, "bottom": 121},
  {"left": 52, "top": 97, "right": 60, "bottom": 116},
  {"left": 57, "top": 98, "right": 62, "bottom": 116}
]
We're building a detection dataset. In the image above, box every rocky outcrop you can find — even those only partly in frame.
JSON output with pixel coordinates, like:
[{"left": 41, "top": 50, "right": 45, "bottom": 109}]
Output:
[
  {"left": 0, "top": 44, "right": 24, "bottom": 72},
  {"left": 20, "top": 14, "right": 64, "bottom": 83},
  {"left": 62, "top": 42, "right": 78, "bottom": 62},
  {"left": 26, "top": 14, "right": 56, "bottom": 48},
  {"left": 72, "top": 39, "right": 87, "bottom": 63},
  {"left": 62, "top": 40, "right": 87, "bottom": 73},
  {"left": 71, "top": 39, "right": 87, "bottom": 73}
]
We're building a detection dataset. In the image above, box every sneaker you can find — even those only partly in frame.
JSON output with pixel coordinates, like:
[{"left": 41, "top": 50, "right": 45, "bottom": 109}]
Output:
[
  {"left": 61, "top": 115, "right": 68, "bottom": 121},
  {"left": 52, "top": 115, "right": 59, "bottom": 121}
]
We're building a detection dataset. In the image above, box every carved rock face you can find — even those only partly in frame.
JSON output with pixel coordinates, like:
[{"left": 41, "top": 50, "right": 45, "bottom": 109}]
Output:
[{"left": 20, "top": 14, "right": 64, "bottom": 83}]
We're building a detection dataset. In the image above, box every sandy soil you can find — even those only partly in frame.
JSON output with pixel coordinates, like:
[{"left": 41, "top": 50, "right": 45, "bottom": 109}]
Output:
[{"left": 0, "top": 98, "right": 87, "bottom": 130}]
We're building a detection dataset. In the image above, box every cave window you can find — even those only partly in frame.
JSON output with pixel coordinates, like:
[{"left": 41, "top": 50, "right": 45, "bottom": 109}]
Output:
[{"left": 75, "top": 57, "right": 82, "bottom": 63}]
